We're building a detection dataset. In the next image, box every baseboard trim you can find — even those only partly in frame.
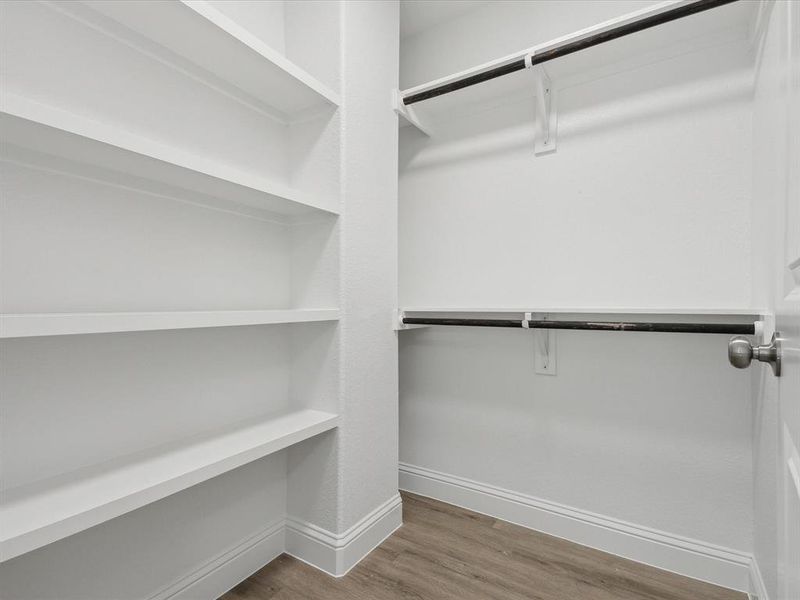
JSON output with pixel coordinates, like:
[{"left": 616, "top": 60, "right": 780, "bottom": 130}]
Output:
[
  {"left": 146, "top": 494, "right": 402, "bottom": 598},
  {"left": 399, "top": 462, "right": 752, "bottom": 593},
  {"left": 285, "top": 493, "right": 403, "bottom": 577},
  {"left": 148, "top": 520, "right": 285, "bottom": 600},
  {"left": 748, "top": 557, "right": 769, "bottom": 600}
]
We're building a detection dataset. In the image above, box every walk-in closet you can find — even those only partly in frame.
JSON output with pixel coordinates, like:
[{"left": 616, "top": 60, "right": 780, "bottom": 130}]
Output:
[{"left": 0, "top": 1, "right": 797, "bottom": 599}]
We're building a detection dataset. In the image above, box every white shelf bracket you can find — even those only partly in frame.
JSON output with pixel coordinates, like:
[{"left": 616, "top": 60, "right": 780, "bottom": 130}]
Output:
[
  {"left": 395, "top": 310, "right": 430, "bottom": 331},
  {"left": 525, "top": 54, "right": 557, "bottom": 155},
  {"left": 392, "top": 89, "right": 433, "bottom": 137}
]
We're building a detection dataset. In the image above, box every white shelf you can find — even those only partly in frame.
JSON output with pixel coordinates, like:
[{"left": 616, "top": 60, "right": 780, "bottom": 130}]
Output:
[
  {"left": 0, "top": 409, "right": 339, "bottom": 562},
  {"left": 401, "top": 307, "right": 764, "bottom": 317},
  {"left": 397, "top": 307, "right": 765, "bottom": 330},
  {"left": 398, "top": 0, "right": 755, "bottom": 132},
  {"left": 80, "top": 0, "right": 340, "bottom": 122},
  {"left": 0, "top": 309, "right": 339, "bottom": 339},
  {"left": 0, "top": 95, "right": 339, "bottom": 220},
  {"left": 397, "top": 308, "right": 764, "bottom": 332}
]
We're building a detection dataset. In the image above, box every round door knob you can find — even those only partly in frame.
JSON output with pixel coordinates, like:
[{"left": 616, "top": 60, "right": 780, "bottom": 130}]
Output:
[
  {"left": 728, "top": 336, "right": 754, "bottom": 369},
  {"left": 728, "top": 333, "right": 781, "bottom": 376}
]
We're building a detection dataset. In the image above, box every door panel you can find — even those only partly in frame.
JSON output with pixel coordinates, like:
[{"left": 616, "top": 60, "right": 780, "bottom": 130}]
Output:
[{"left": 776, "top": 1, "right": 800, "bottom": 598}]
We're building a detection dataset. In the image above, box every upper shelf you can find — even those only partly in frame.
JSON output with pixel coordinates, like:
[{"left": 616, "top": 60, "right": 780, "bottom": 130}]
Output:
[
  {"left": 397, "top": 307, "right": 765, "bottom": 330},
  {"left": 79, "top": 0, "right": 340, "bottom": 122},
  {"left": 397, "top": 0, "right": 756, "bottom": 133},
  {"left": 401, "top": 307, "right": 764, "bottom": 316},
  {"left": 1, "top": 95, "right": 339, "bottom": 220},
  {"left": 0, "top": 408, "right": 339, "bottom": 562}
]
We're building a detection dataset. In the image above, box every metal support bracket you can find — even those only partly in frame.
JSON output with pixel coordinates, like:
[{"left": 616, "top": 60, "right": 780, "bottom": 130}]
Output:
[{"left": 525, "top": 55, "right": 557, "bottom": 155}]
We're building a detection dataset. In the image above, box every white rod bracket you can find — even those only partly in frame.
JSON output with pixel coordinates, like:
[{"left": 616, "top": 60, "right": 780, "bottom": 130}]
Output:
[
  {"left": 395, "top": 310, "right": 431, "bottom": 331},
  {"left": 754, "top": 316, "right": 774, "bottom": 342},
  {"left": 525, "top": 55, "right": 557, "bottom": 155},
  {"left": 392, "top": 89, "right": 433, "bottom": 137}
]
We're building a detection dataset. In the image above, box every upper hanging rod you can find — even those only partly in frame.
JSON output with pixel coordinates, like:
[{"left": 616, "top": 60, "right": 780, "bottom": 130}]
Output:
[
  {"left": 402, "top": 0, "right": 739, "bottom": 106},
  {"left": 401, "top": 316, "right": 755, "bottom": 335}
]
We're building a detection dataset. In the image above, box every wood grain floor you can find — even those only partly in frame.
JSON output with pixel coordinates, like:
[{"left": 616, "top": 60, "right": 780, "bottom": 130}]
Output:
[{"left": 222, "top": 492, "right": 746, "bottom": 600}]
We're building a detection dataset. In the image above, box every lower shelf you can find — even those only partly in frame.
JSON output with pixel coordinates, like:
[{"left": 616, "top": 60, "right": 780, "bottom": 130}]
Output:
[
  {"left": 0, "top": 309, "right": 340, "bottom": 338},
  {"left": 0, "top": 408, "right": 339, "bottom": 562}
]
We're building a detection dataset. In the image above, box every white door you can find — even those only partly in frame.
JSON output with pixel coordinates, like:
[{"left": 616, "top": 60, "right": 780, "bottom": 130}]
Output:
[{"left": 775, "top": 1, "right": 800, "bottom": 598}]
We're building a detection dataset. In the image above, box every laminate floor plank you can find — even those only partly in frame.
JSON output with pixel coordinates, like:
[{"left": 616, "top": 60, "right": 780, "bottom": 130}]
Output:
[{"left": 221, "top": 492, "right": 746, "bottom": 600}]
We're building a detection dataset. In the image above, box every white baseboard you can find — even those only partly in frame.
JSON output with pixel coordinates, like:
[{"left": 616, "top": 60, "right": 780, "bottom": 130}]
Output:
[
  {"left": 285, "top": 493, "right": 403, "bottom": 577},
  {"left": 145, "top": 494, "right": 402, "bottom": 598},
  {"left": 145, "top": 472, "right": 756, "bottom": 598},
  {"left": 148, "top": 520, "right": 285, "bottom": 600},
  {"left": 400, "top": 462, "right": 752, "bottom": 593},
  {"left": 748, "top": 557, "right": 769, "bottom": 600}
]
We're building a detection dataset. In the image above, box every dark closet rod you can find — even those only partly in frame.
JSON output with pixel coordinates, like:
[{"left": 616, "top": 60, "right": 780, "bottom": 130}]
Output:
[
  {"left": 401, "top": 317, "right": 755, "bottom": 335},
  {"left": 403, "top": 0, "right": 739, "bottom": 106}
]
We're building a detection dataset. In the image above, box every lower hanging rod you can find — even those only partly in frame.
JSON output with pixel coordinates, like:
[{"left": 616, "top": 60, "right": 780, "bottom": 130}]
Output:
[{"left": 401, "top": 317, "right": 755, "bottom": 335}]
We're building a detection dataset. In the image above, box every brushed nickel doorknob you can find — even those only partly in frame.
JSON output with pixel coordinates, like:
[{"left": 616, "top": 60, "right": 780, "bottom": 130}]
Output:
[{"left": 728, "top": 332, "right": 781, "bottom": 376}]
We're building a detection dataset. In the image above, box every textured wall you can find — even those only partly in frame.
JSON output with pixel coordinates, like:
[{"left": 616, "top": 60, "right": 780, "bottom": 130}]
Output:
[
  {"left": 400, "top": 327, "right": 752, "bottom": 550},
  {"left": 337, "top": 0, "right": 400, "bottom": 531},
  {"left": 399, "top": 50, "right": 753, "bottom": 309}
]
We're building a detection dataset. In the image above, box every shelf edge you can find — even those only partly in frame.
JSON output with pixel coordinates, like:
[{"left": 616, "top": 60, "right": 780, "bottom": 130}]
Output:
[{"left": 0, "top": 309, "right": 341, "bottom": 338}]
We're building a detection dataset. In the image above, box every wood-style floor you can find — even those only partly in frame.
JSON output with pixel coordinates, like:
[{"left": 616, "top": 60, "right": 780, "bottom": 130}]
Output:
[{"left": 222, "top": 492, "right": 746, "bottom": 600}]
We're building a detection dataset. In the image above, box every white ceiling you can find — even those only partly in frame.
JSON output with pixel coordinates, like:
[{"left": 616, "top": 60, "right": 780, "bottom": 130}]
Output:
[{"left": 400, "top": 0, "right": 490, "bottom": 39}]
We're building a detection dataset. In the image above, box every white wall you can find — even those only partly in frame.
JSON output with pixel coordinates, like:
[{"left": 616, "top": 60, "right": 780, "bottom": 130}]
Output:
[
  {"left": 0, "top": 161, "right": 291, "bottom": 313},
  {"left": 401, "top": 327, "right": 752, "bottom": 549},
  {"left": 336, "top": 0, "right": 400, "bottom": 532},
  {"left": 400, "top": 44, "right": 753, "bottom": 308},
  {"left": 1, "top": 327, "right": 292, "bottom": 490},
  {"left": 398, "top": 0, "right": 756, "bottom": 583}
]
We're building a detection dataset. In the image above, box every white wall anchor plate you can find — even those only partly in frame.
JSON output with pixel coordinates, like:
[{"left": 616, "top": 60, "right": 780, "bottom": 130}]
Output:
[
  {"left": 526, "top": 58, "right": 557, "bottom": 155},
  {"left": 534, "top": 328, "right": 557, "bottom": 375}
]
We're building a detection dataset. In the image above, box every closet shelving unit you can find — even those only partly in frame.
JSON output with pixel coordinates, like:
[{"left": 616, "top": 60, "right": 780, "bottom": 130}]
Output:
[
  {"left": 396, "top": 0, "right": 755, "bottom": 136},
  {"left": 1, "top": 0, "right": 342, "bottom": 563}
]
